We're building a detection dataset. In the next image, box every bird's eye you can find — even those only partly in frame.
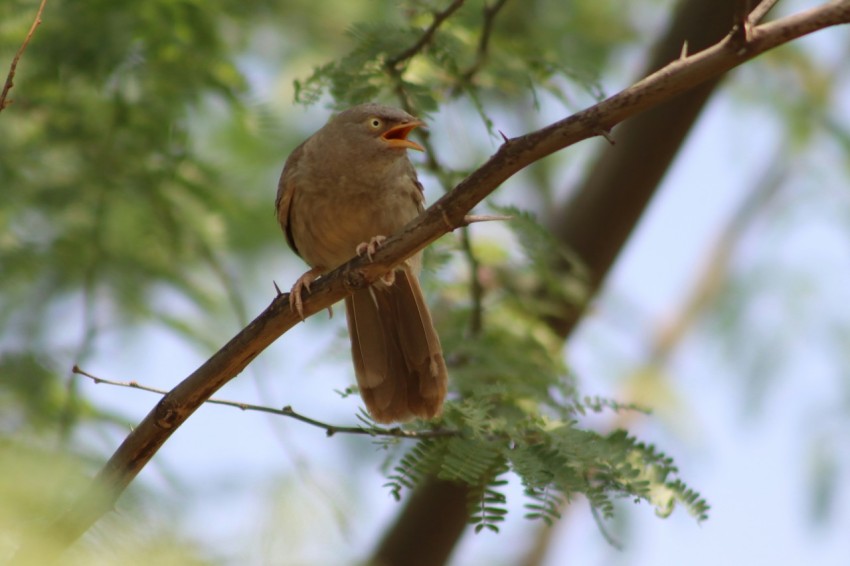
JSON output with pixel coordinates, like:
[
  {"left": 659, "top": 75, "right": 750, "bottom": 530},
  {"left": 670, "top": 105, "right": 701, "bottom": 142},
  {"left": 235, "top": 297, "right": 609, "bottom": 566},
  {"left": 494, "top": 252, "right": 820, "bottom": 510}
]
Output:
[{"left": 368, "top": 117, "right": 383, "bottom": 129}]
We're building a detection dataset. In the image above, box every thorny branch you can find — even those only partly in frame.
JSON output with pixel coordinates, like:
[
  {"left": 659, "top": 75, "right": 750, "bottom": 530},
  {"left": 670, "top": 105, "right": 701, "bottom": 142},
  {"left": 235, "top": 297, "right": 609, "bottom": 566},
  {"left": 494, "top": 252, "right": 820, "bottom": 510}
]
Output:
[
  {"left": 0, "top": 0, "right": 48, "bottom": 111},
  {"left": 11, "top": 2, "right": 850, "bottom": 562}
]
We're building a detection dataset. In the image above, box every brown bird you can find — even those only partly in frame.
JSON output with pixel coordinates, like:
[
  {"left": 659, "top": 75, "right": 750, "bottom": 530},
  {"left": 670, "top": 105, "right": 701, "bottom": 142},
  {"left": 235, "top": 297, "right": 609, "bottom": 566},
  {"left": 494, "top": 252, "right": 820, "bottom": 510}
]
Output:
[{"left": 275, "top": 103, "right": 448, "bottom": 423}]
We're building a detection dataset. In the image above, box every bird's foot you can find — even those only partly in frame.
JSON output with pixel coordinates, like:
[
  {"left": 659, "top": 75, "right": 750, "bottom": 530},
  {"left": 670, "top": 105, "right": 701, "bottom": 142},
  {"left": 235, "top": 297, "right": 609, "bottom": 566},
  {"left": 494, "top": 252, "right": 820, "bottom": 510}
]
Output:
[
  {"left": 356, "top": 235, "right": 399, "bottom": 286},
  {"left": 356, "top": 235, "right": 395, "bottom": 285},
  {"left": 355, "top": 235, "right": 387, "bottom": 261},
  {"left": 290, "top": 266, "right": 323, "bottom": 320}
]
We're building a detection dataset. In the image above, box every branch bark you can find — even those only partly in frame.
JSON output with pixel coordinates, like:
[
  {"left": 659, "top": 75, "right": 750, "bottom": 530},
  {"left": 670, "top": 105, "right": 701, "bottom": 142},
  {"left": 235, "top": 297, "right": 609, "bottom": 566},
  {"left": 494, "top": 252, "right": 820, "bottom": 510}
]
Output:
[{"left": 12, "top": 1, "right": 850, "bottom": 562}]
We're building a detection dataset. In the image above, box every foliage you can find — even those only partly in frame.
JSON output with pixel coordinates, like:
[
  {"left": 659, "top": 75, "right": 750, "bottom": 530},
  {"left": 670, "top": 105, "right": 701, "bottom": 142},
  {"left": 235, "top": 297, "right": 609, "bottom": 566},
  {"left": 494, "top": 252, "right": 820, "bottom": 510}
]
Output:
[
  {"left": 294, "top": 0, "right": 634, "bottom": 113},
  {"left": 379, "top": 204, "right": 708, "bottom": 532},
  {"left": 0, "top": 440, "right": 210, "bottom": 564},
  {"left": 1, "top": 0, "right": 712, "bottom": 548},
  {"left": 0, "top": 0, "right": 285, "bottom": 441},
  {"left": 8, "top": 0, "right": 850, "bottom": 561},
  {"left": 380, "top": 318, "right": 709, "bottom": 533}
]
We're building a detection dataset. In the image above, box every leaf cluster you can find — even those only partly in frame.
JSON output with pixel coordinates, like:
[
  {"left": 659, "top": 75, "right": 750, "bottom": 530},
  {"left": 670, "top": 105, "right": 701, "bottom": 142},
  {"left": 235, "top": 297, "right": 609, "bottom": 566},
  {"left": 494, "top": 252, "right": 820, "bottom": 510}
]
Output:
[
  {"left": 1, "top": 0, "right": 282, "bottom": 439},
  {"left": 1, "top": 0, "right": 266, "bottom": 333},
  {"left": 294, "top": 0, "right": 635, "bottom": 113},
  {"left": 380, "top": 208, "right": 708, "bottom": 533},
  {"left": 382, "top": 396, "right": 709, "bottom": 533}
]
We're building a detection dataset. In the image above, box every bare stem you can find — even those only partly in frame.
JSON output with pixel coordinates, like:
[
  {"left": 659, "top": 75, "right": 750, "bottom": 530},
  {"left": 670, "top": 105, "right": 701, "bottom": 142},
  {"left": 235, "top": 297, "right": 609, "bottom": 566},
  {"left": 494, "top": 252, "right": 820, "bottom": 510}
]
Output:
[
  {"left": 73, "top": 366, "right": 457, "bottom": 439},
  {"left": 0, "top": 0, "right": 48, "bottom": 111},
  {"left": 457, "top": 226, "right": 484, "bottom": 335},
  {"left": 462, "top": 0, "right": 510, "bottom": 81}
]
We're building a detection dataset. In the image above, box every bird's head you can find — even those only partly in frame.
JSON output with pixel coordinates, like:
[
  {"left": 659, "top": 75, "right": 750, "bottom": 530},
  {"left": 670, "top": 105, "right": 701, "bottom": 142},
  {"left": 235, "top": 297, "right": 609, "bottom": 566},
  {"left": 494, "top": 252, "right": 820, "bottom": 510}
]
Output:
[{"left": 327, "top": 103, "right": 425, "bottom": 157}]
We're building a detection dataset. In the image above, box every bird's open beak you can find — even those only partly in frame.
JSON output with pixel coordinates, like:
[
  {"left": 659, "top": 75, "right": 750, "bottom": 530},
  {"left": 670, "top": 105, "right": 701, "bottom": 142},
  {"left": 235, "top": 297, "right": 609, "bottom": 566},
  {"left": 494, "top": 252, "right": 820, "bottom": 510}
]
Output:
[{"left": 381, "top": 121, "right": 425, "bottom": 152}]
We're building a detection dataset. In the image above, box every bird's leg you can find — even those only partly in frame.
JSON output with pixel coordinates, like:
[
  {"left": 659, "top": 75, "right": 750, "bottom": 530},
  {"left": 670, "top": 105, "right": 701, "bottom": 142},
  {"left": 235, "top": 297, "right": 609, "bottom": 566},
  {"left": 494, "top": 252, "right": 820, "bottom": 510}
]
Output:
[
  {"left": 290, "top": 266, "right": 324, "bottom": 320},
  {"left": 356, "top": 235, "right": 395, "bottom": 285}
]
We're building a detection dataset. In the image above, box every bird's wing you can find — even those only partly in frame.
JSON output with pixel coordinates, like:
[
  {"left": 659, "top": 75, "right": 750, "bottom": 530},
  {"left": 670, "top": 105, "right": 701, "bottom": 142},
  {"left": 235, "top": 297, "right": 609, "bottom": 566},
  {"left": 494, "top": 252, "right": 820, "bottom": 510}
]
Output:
[
  {"left": 408, "top": 161, "right": 427, "bottom": 213},
  {"left": 275, "top": 141, "right": 307, "bottom": 257}
]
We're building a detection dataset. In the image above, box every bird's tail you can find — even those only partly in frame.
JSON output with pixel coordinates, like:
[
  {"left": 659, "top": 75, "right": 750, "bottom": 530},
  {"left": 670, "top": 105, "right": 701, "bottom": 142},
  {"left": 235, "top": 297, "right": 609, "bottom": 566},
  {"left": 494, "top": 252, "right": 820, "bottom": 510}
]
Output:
[{"left": 345, "top": 268, "right": 447, "bottom": 423}]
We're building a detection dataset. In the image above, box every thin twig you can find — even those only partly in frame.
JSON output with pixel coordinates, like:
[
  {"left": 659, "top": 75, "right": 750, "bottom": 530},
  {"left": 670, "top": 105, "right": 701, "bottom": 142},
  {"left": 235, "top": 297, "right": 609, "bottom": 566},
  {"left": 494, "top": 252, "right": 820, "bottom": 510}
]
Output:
[
  {"left": 0, "top": 0, "right": 48, "bottom": 112},
  {"left": 459, "top": 226, "right": 484, "bottom": 335},
  {"left": 590, "top": 504, "right": 624, "bottom": 551},
  {"left": 750, "top": 0, "right": 781, "bottom": 25},
  {"left": 386, "top": 0, "right": 467, "bottom": 110},
  {"left": 386, "top": 0, "right": 467, "bottom": 69},
  {"left": 387, "top": 0, "right": 503, "bottom": 341},
  {"left": 461, "top": 0, "right": 510, "bottom": 81},
  {"left": 73, "top": 366, "right": 457, "bottom": 439}
]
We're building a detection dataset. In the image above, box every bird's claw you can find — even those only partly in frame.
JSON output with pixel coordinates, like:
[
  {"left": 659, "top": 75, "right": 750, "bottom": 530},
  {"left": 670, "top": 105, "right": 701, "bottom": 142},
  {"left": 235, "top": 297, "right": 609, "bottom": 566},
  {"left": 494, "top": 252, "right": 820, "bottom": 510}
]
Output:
[
  {"left": 356, "top": 235, "right": 396, "bottom": 285},
  {"left": 290, "top": 267, "right": 323, "bottom": 320},
  {"left": 356, "top": 235, "right": 387, "bottom": 261}
]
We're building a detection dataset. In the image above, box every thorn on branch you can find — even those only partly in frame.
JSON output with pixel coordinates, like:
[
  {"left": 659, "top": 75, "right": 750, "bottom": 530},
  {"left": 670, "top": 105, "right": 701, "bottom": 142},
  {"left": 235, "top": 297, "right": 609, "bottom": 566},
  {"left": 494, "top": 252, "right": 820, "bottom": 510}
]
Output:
[
  {"left": 679, "top": 41, "right": 689, "bottom": 60},
  {"left": 749, "top": 0, "right": 780, "bottom": 26},
  {"left": 598, "top": 128, "right": 615, "bottom": 146},
  {"left": 498, "top": 129, "right": 510, "bottom": 143},
  {"left": 273, "top": 280, "right": 283, "bottom": 296},
  {"left": 463, "top": 214, "right": 512, "bottom": 225}
]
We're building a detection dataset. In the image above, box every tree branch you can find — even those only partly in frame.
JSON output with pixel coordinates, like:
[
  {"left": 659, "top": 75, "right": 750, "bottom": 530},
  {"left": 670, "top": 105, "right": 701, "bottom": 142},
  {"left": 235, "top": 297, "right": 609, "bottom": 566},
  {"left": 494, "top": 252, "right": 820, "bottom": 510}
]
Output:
[
  {"left": 73, "top": 365, "right": 457, "bottom": 440},
  {"left": 12, "top": 3, "right": 850, "bottom": 562},
  {"left": 461, "top": 0, "right": 510, "bottom": 81},
  {"left": 0, "top": 0, "right": 48, "bottom": 112},
  {"left": 750, "top": 0, "right": 782, "bottom": 25},
  {"left": 385, "top": 0, "right": 467, "bottom": 69}
]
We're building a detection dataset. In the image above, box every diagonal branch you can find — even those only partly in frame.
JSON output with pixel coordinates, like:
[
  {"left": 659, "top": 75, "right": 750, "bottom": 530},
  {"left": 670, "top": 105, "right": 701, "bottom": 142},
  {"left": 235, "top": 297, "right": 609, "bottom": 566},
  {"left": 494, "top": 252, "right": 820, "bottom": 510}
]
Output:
[
  {"left": 0, "top": 0, "right": 48, "bottom": 112},
  {"left": 12, "top": 3, "right": 850, "bottom": 562}
]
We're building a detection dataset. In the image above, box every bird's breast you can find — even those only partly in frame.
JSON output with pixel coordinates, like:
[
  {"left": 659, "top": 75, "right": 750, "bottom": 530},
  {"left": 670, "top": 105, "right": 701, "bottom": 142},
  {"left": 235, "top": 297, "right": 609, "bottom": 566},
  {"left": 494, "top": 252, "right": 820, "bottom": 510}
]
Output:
[{"left": 291, "top": 173, "right": 422, "bottom": 271}]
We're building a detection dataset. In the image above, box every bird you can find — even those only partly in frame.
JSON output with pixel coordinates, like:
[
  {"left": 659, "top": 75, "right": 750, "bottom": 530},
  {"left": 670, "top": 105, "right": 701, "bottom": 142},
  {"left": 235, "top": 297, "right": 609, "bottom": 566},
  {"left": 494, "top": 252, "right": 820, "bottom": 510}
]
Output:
[{"left": 275, "top": 103, "right": 448, "bottom": 424}]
